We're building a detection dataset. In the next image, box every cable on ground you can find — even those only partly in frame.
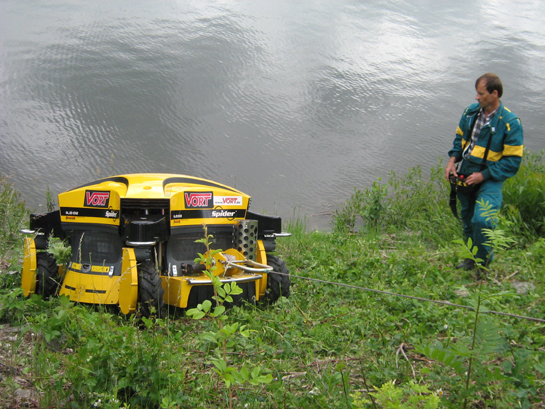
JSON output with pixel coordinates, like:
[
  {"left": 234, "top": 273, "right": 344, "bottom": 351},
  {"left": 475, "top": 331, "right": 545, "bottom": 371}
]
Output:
[{"left": 276, "top": 271, "right": 545, "bottom": 324}]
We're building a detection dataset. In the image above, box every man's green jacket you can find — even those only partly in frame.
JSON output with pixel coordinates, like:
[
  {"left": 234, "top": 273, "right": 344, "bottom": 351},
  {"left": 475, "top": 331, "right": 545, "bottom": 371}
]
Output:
[{"left": 448, "top": 101, "right": 524, "bottom": 182}]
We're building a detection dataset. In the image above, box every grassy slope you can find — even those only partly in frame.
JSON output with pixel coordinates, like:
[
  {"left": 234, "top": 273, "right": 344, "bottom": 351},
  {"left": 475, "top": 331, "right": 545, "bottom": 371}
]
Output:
[{"left": 0, "top": 157, "right": 544, "bottom": 409}]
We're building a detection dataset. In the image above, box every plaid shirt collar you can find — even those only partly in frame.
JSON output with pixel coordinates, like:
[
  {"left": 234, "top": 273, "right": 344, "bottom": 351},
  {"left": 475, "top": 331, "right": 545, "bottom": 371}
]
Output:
[
  {"left": 463, "top": 106, "right": 499, "bottom": 159},
  {"left": 482, "top": 106, "right": 498, "bottom": 122}
]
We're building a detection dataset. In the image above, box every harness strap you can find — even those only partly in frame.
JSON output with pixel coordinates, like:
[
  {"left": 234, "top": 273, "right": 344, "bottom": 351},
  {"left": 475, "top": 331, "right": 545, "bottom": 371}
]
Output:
[{"left": 449, "top": 184, "right": 460, "bottom": 219}]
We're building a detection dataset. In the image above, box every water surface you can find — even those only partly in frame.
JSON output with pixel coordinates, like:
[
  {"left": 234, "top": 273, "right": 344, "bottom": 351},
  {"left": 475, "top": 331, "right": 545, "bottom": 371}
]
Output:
[{"left": 1, "top": 0, "right": 544, "bottom": 229}]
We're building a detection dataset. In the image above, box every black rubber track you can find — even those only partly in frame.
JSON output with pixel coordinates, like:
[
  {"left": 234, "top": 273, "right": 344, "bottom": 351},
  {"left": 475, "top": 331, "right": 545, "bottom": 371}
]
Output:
[
  {"left": 137, "top": 261, "right": 165, "bottom": 317},
  {"left": 264, "top": 255, "right": 290, "bottom": 304},
  {"left": 35, "top": 252, "right": 59, "bottom": 299}
]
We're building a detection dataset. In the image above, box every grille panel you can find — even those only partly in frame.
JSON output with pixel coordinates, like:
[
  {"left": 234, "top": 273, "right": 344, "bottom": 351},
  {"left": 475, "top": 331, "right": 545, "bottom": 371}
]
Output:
[{"left": 121, "top": 198, "right": 170, "bottom": 210}]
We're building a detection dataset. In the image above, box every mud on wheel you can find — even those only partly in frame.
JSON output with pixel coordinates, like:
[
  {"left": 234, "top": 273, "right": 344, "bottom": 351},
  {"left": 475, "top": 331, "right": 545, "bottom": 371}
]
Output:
[
  {"left": 137, "top": 261, "right": 165, "bottom": 317},
  {"left": 35, "top": 252, "right": 60, "bottom": 299},
  {"left": 263, "top": 255, "right": 290, "bottom": 304}
]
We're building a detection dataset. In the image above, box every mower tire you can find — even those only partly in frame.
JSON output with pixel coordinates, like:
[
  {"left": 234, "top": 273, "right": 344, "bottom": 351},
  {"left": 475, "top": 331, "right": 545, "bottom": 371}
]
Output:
[
  {"left": 264, "top": 255, "right": 290, "bottom": 303},
  {"left": 137, "top": 261, "right": 165, "bottom": 317},
  {"left": 35, "top": 252, "right": 59, "bottom": 299}
]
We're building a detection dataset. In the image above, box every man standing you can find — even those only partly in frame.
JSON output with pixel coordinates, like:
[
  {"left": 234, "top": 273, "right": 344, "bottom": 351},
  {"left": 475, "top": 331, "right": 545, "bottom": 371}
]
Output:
[{"left": 445, "top": 73, "right": 523, "bottom": 271}]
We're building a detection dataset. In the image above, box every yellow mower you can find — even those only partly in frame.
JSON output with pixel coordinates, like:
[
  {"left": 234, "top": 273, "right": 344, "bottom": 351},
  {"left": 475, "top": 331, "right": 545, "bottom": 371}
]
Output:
[{"left": 21, "top": 174, "right": 290, "bottom": 316}]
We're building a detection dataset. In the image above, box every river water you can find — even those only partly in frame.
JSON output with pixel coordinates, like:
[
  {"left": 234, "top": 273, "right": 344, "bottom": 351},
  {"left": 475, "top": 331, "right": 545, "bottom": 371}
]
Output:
[{"left": 1, "top": 0, "right": 544, "bottom": 230}]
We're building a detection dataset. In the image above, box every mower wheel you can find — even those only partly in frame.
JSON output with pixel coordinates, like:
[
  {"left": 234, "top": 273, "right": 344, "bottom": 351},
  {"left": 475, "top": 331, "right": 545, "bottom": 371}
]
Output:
[
  {"left": 264, "top": 255, "right": 290, "bottom": 303},
  {"left": 35, "top": 252, "right": 59, "bottom": 299},
  {"left": 137, "top": 261, "right": 165, "bottom": 317}
]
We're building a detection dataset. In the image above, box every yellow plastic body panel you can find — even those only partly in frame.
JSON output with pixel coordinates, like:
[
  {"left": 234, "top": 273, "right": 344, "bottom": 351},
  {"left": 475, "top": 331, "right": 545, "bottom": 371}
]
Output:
[
  {"left": 57, "top": 173, "right": 251, "bottom": 228},
  {"left": 119, "top": 248, "right": 138, "bottom": 314},
  {"left": 59, "top": 188, "right": 122, "bottom": 226},
  {"left": 21, "top": 238, "right": 37, "bottom": 297},
  {"left": 169, "top": 189, "right": 250, "bottom": 228},
  {"left": 161, "top": 276, "right": 193, "bottom": 308},
  {"left": 161, "top": 271, "right": 263, "bottom": 308},
  {"left": 70, "top": 262, "right": 112, "bottom": 274},
  {"left": 59, "top": 266, "right": 120, "bottom": 305},
  {"left": 255, "top": 241, "right": 269, "bottom": 298}
]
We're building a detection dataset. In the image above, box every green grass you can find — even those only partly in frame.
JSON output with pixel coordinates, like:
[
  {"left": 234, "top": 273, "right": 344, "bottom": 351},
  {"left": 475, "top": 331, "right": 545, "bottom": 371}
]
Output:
[{"left": 0, "top": 152, "right": 544, "bottom": 408}]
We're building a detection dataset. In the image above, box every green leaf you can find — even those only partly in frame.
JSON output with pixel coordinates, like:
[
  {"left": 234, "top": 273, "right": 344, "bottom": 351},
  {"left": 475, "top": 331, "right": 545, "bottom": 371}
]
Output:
[
  {"left": 534, "top": 361, "right": 545, "bottom": 374},
  {"left": 335, "top": 361, "right": 347, "bottom": 371},
  {"left": 142, "top": 316, "right": 154, "bottom": 329},
  {"left": 231, "top": 370, "right": 245, "bottom": 383},
  {"left": 474, "top": 317, "right": 503, "bottom": 355},
  {"left": 200, "top": 332, "right": 218, "bottom": 343},
  {"left": 431, "top": 349, "right": 445, "bottom": 362},
  {"left": 240, "top": 366, "right": 251, "bottom": 380},
  {"left": 211, "top": 358, "right": 227, "bottom": 373},
  {"left": 187, "top": 310, "right": 206, "bottom": 320},
  {"left": 230, "top": 283, "right": 243, "bottom": 295},
  {"left": 228, "top": 322, "right": 239, "bottom": 332},
  {"left": 443, "top": 354, "right": 455, "bottom": 366},
  {"left": 223, "top": 374, "right": 233, "bottom": 388},
  {"left": 250, "top": 374, "right": 273, "bottom": 385},
  {"left": 250, "top": 366, "right": 261, "bottom": 378},
  {"left": 449, "top": 342, "right": 473, "bottom": 357},
  {"left": 211, "top": 305, "right": 226, "bottom": 317},
  {"left": 201, "top": 299, "right": 212, "bottom": 312}
]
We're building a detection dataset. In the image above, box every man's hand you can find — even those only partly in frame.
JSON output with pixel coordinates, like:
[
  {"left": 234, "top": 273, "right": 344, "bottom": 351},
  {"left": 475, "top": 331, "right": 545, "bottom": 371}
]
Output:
[
  {"left": 445, "top": 157, "right": 457, "bottom": 181},
  {"left": 466, "top": 172, "right": 484, "bottom": 185}
]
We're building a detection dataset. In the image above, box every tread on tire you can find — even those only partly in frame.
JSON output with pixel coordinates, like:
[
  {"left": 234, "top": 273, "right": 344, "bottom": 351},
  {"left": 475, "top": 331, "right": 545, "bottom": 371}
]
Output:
[{"left": 137, "top": 261, "right": 165, "bottom": 317}]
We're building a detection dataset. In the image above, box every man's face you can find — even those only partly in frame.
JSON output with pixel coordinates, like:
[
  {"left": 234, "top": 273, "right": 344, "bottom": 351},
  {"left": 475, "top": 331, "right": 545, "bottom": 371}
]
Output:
[{"left": 475, "top": 80, "right": 498, "bottom": 112}]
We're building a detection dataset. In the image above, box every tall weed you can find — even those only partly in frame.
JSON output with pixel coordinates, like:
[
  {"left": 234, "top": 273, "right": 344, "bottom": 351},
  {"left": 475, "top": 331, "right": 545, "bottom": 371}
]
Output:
[
  {"left": 0, "top": 175, "right": 28, "bottom": 256},
  {"left": 332, "top": 161, "right": 459, "bottom": 243},
  {"left": 186, "top": 225, "right": 273, "bottom": 408},
  {"left": 503, "top": 149, "right": 545, "bottom": 242}
]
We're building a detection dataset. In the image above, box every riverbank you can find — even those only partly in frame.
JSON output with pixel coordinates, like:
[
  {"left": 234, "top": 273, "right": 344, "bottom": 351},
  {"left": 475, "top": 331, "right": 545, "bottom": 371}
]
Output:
[{"left": 0, "top": 155, "right": 544, "bottom": 408}]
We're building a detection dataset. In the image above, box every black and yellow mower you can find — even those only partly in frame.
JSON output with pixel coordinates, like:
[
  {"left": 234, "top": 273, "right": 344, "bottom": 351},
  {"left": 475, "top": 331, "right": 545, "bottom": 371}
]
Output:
[{"left": 21, "top": 174, "right": 290, "bottom": 316}]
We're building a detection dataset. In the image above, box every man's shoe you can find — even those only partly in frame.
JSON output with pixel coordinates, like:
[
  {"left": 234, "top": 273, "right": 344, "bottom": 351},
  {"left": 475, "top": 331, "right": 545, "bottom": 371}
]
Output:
[{"left": 456, "top": 258, "right": 476, "bottom": 270}]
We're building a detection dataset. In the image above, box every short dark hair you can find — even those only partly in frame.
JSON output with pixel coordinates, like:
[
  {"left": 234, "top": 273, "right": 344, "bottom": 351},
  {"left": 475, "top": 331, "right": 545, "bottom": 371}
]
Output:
[{"left": 476, "top": 73, "right": 503, "bottom": 98}]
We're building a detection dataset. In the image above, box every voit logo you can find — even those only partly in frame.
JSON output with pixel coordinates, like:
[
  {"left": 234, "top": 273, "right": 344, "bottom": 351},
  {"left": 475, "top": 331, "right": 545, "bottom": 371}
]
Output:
[
  {"left": 213, "top": 196, "right": 243, "bottom": 206},
  {"left": 85, "top": 191, "right": 110, "bottom": 208},
  {"left": 184, "top": 192, "right": 213, "bottom": 208}
]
